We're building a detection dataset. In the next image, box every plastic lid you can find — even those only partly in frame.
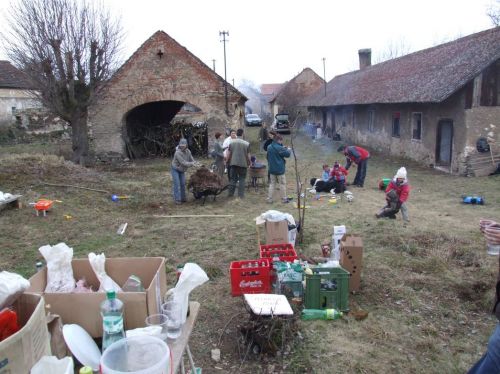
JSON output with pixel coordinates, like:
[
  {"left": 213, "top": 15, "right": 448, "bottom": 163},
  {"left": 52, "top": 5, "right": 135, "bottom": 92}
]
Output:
[
  {"left": 79, "top": 366, "right": 94, "bottom": 374},
  {"left": 62, "top": 324, "right": 101, "bottom": 371},
  {"left": 106, "top": 290, "right": 116, "bottom": 299}
]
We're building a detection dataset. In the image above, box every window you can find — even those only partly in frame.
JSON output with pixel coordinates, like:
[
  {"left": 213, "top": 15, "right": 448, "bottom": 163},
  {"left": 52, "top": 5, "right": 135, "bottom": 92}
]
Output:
[
  {"left": 392, "top": 112, "right": 400, "bottom": 137},
  {"left": 368, "top": 110, "right": 375, "bottom": 132},
  {"left": 412, "top": 112, "right": 422, "bottom": 140},
  {"left": 11, "top": 107, "right": 16, "bottom": 115}
]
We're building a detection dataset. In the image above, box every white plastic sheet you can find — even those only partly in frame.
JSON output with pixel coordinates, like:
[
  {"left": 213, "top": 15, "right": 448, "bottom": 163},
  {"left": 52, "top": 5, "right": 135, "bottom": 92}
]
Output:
[
  {"left": 39, "top": 243, "right": 75, "bottom": 293},
  {"left": 88, "top": 252, "right": 122, "bottom": 292},
  {"left": 0, "top": 271, "right": 30, "bottom": 310},
  {"left": 30, "top": 356, "right": 74, "bottom": 374},
  {"left": 165, "top": 263, "right": 208, "bottom": 324}
]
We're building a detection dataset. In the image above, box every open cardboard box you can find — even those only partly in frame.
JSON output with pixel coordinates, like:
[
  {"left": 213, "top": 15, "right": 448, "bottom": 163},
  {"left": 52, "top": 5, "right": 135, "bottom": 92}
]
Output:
[
  {"left": 255, "top": 216, "right": 289, "bottom": 246},
  {"left": 27, "top": 257, "right": 167, "bottom": 337},
  {"left": 0, "top": 293, "right": 51, "bottom": 373}
]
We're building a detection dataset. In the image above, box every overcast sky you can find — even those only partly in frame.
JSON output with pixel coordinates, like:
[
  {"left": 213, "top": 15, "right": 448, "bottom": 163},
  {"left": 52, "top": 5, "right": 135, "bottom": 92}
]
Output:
[{"left": 1, "top": 0, "right": 497, "bottom": 87}]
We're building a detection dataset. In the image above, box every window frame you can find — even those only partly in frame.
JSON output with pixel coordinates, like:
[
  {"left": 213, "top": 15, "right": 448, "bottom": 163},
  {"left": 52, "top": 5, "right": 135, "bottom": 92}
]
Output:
[
  {"left": 392, "top": 112, "right": 400, "bottom": 138},
  {"left": 368, "top": 109, "right": 375, "bottom": 133},
  {"left": 411, "top": 112, "right": 422, "bottom": 141}
]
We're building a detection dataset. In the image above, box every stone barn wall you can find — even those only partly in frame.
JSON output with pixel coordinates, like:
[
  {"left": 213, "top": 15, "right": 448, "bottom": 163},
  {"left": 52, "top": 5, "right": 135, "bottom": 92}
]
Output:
[{"left": 89, "top": 31, "right": 245, "bottom": 158}]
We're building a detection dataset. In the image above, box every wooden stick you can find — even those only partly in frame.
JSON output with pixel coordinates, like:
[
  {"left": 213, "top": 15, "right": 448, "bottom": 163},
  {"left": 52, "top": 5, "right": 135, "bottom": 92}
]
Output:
[
  {"left": 153, "top": 214, "right": 234, "bottom": 218},
  {"left": 40, "top": 181, "right": 110, "bottom": 194}
]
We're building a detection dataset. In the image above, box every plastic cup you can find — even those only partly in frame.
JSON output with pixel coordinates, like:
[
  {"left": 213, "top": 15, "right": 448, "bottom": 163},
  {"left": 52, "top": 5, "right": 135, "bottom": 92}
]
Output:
[
  {"left": 144, "top": 314, "right": 168, "bottom": 341},
  {"left": 161, "top": 301, "right": 183, "bottom": 340}
]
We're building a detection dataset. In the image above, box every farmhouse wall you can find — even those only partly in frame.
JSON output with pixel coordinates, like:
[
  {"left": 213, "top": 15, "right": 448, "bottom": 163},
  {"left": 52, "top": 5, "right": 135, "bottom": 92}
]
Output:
[
  {"left": 0, "top": 88, "right": 40, "bottom": 126},
  {"left": 89, "top": 32, "right": 245, "bottom": 157}
]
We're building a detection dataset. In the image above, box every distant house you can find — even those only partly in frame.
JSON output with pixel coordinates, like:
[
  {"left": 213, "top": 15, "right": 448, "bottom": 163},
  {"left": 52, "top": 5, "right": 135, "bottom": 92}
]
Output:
[
  {"left": 269, "top": 68, "right": 324, "bottom": 121},
  {"left": 0, "top": 61, "right": 39, "bottom": 126},
  {"left": 303, "top": 27, "right": 500, "bottom": 176}
]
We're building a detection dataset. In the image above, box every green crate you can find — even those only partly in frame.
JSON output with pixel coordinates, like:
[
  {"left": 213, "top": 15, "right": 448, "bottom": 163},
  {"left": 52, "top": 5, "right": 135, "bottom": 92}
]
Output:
[
  {"left": 275, "top": 280, "right": 304, "bottom": 298},
  {"left": 304, "top": 267, "right": 350, "bottom": 312}
]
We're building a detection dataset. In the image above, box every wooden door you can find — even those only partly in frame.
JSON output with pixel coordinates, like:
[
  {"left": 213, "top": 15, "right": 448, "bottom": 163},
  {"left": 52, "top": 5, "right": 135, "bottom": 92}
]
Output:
[{"left": 436, "top": 120, "right": 453, "bottom": 166}]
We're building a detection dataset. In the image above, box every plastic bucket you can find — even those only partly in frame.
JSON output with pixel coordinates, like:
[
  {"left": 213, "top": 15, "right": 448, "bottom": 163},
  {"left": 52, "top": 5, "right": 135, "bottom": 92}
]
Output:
[{"left": 100, "top": 336, "right": 170, "bottom": 374}]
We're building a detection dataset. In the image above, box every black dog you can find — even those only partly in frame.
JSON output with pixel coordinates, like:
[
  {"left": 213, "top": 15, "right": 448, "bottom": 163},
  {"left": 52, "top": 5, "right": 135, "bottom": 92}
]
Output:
[{"left": 310, "top": 178, "right": 345, "bottom": 194}]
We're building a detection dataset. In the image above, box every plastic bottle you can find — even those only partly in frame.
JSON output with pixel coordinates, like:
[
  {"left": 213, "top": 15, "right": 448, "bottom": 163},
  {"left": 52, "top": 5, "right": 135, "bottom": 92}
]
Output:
[
  {"left": 301, "top": 308, "right": 343, "bottom": 320},
  {"left": 101, "top": 290, "right": 125, "bottom": 351}
]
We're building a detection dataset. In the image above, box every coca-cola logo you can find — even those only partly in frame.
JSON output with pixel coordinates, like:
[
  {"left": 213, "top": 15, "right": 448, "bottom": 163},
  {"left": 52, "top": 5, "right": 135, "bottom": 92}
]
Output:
[{"left": 240, "top": 280, "right": 263, "bottom": 288}]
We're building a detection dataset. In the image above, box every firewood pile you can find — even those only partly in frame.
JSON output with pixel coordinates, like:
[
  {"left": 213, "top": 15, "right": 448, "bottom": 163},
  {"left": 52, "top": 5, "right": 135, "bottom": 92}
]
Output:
[{"left": 125, "top": 121, "right": 208, "bottom": 159}]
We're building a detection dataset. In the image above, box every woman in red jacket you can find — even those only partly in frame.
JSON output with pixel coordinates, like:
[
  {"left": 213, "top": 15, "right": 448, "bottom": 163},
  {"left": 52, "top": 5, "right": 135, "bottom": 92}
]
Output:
[{"left": 376, "top": 167, "right": 410, "bottom": 222}]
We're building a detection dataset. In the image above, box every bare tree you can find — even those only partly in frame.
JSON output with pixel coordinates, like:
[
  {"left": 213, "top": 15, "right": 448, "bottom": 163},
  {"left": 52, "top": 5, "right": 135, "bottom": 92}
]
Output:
[
  {"left": 487, "top": 0, "right": 500, "bottom": 26},
  {"left": 2, "top": 0, "right": 123, "bottom": 164},
  {"left": 374, "top": 38, "right": 412, "bottom": 64}
]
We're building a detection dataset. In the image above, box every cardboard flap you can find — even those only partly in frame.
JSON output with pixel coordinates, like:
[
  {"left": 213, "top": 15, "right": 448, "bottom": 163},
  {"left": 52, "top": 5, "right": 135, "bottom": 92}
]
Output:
[{"left": 341, "top": 234, "right": 363, "bottom": 248}]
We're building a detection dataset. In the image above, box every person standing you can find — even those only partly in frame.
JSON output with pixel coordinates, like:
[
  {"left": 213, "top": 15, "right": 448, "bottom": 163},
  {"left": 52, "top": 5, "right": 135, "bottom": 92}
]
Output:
[
  {"left": 375, "top": 167, "right": 410, "bottom": 221},
  {"left": 267, "top": 135, "right": 291, "bottom": 204},
  {"left": 212, "top": 132, "right": 225, "bottom": 179},
  {"left": 259, "top": 123, "right": 269, "bottom": 151},
  {"left": 227, "top": 128, "right": 250, "bottom": 198},
  {"left": 337, "top": 144, "right": 370, "bottom": 187},
  {"left": 171, "top": 138, "right": 197, "bottom": 205},
  {"left": 469, "top": 234, "right": 500, "bottom": 373}
]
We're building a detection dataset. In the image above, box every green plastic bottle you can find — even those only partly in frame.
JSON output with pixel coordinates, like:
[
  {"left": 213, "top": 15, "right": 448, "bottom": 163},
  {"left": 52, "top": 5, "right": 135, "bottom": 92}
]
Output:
[{"left": 301, "top": 308, "right": 343, "bottom": 320}]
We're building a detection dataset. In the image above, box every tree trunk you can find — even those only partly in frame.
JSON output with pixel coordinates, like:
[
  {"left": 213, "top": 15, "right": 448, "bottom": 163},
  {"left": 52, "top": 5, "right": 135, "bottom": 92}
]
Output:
[{"left": 71, "top": 110, "right": 89, "bottom": 165}]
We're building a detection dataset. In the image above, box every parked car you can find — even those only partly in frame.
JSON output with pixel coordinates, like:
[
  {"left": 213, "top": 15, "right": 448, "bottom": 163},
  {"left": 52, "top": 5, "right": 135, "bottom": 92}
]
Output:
[
  {"left": 245, "top": 113, "right": 263, "bottom": 127},
  {"left": 271, "top": 113, "right": 290, "bottom": 134}
]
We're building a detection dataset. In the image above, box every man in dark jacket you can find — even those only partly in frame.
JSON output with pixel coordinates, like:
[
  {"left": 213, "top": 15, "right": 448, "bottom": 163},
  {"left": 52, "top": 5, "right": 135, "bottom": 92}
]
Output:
[
  {"left": 337, "top": 144, "right": 370, "bottom": 187},
  {"left": 469, "top": 234, "right": 500, "bottom": 373},
  {"left": 266, "top": 135, "right": 291, "bottom": 203}
]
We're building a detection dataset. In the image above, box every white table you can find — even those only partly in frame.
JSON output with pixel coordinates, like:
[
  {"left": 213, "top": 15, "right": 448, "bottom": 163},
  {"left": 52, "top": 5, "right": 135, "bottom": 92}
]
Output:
[{"left": 169, "top": 301, "right": 200, "bottom": 374}]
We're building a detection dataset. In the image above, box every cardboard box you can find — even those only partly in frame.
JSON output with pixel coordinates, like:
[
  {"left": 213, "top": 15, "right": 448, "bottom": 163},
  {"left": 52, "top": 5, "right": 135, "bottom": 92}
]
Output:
[
  {"left": 28, "top": 257, "right": 167, "bottom": 337},
  {"left": 340, "top": 235, "right": 363, "bottom": 292},
  {"left": 0, "top": 293, "right": 51, "bottom": 373},
  {"left": 256, "top": 216, "right": 290, "bottom": 246},
  {"left": 331, "top": 225, "right": 347, "bottom": 259}
]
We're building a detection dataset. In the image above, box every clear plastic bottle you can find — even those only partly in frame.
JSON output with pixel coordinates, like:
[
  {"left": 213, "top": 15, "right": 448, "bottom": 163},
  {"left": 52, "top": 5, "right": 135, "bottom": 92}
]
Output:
[
  {"left": 101, "top": 290, "right": 125, "bottom": 351},
  {"left": 301, "top": 308, "right": 343, "bottom": 320}
]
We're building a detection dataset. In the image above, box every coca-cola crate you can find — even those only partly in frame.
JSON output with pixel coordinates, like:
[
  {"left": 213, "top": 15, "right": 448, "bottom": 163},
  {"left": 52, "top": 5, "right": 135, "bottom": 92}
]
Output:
[
  {"left": 259, "top": 243, "right": 297, "bottom": 263},
  {"left": 230, "top": 259, "right": 271, "bottom": 296}
]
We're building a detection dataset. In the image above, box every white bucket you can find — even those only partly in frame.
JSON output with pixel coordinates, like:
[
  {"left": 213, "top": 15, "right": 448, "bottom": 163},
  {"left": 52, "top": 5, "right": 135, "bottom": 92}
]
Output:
[{"left": 100, "top": 336, "right": 170, "bottom": 374}]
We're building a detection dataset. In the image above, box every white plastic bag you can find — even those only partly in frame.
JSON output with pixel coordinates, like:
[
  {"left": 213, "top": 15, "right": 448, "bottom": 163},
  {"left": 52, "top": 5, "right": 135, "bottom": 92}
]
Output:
[
  {"left": 165, "top": 263, "right": 208, "bottom": 324},
  {"left": 0, "top": 271, "right": 30, "bottom": 309},
  {"left": 31, "top": 356, "right": 74, "bottom": 374},
  {"left": 88, "top": 252, "right": 122, "bottom": 292},
  {"left": 39, "top": 243, "right": 75, "bottom": 293}
]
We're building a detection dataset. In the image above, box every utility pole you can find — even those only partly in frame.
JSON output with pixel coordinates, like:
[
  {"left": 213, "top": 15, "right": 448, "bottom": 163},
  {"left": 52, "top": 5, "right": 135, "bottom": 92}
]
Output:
[
  {"left": 232, "top": 78, "right": 235, "bottom": 87},
  {"left": 322, "top": 57, "right": 327, "bottom": 96},
  {"left": 212, "top": 59, "right": 216, "bottom": 71},
  {"left": 219, "top": 31, "right": 229, "bottom": 115}
]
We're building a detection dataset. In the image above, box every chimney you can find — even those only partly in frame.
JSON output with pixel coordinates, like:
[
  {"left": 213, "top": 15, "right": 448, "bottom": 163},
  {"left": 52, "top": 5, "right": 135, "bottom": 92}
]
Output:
[{"left": 358, "top": 48, "right": 371, "bottom": 70}]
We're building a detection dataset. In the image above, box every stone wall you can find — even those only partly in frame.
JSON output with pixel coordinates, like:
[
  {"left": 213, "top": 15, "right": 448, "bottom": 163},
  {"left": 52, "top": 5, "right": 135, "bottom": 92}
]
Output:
[
  {"left": 308, "top": 88, "right": 472, "bottom": 174},
  {"left": 89, "top": 31, "right": 245, "bottom": 157},
  {"left": 0, "top": 88, "right": 40, "bottom": 126}
]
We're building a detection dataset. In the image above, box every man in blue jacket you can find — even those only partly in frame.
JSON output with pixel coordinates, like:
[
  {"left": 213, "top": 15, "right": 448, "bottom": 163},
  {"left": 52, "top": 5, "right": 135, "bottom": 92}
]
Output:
[{"left": 266, "top": 135, "right": 291, "bottom": 203}]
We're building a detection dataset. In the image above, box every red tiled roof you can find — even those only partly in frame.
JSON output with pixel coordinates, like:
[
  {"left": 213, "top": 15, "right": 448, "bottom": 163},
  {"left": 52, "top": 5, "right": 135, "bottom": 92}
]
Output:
[
  {"left": 303, "top": 26, "right": 500, "bottom": 106},
  {"left": 0, "top": 60, "right": 34, "bottom": 89},
  {"left": 260, "top": 83, "right": 284, "bottom": 96}
]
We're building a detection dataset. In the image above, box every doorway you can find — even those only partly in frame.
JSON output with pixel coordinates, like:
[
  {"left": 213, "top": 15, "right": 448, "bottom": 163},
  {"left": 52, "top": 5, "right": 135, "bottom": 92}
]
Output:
[{"left": 436, "top": 120, "right": 453, "bottom": 166}]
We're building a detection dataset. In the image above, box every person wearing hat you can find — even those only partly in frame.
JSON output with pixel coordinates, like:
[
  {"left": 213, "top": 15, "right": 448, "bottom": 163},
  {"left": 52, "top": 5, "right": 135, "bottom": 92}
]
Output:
[
  {"left": 171, "top": 138, "right": 198, "bottom": 205},
  {"left": 266, "top": 134, "right": 291, "bottom": 203},
  {"left": 376, "top": 167, "right": 410, "bottom": 221},
  {"left": 337, "top": 144, "right": 370, "bottom": 187}
]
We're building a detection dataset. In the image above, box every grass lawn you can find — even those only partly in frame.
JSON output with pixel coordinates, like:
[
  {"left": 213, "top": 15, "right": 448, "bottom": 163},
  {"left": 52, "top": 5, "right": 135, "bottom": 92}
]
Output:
[{"left": 1, "top": 127, "right": 499, "bottom": 373}]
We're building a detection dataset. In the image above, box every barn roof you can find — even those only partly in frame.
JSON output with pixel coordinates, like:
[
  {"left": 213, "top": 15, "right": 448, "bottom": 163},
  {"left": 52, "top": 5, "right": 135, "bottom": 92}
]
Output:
[
  {"left": 302, "top": 26, "right": 500, "bottom": 107},
  {"left": 270, "top": 67, "right": 324, "bottom": 104},
  {"left": 0, "top": 60, "right": 34, "bottom": 89},
  {"left": 260, "top": 83, "right": 284, "bottom": 97}
]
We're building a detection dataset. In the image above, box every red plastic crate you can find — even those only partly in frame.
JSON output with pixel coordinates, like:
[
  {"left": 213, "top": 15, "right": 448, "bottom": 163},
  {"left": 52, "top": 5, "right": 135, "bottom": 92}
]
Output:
[
  {"left": 230, "top": 259, "right": 271, "bottom": 296},
  {"left": 259, "top": 243, "right": 297, "bottom": 263}
]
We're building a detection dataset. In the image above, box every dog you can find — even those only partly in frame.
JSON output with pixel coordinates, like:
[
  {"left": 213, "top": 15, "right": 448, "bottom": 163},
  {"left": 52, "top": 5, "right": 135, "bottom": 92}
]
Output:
[{"left": 310, "top": 178, "right": 345, "bottom": 194}]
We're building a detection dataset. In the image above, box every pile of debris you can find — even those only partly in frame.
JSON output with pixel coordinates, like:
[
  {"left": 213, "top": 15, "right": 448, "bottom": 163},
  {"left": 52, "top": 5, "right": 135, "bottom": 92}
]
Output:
[{"left": 187, "top": 167, "right": 227, "bottom": 203}]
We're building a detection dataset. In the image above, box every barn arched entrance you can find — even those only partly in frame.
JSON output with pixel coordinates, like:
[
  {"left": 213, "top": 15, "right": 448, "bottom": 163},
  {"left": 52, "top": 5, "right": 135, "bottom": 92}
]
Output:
[{"left": 124, "top": 100, "right": 207, "bottom": 159}]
